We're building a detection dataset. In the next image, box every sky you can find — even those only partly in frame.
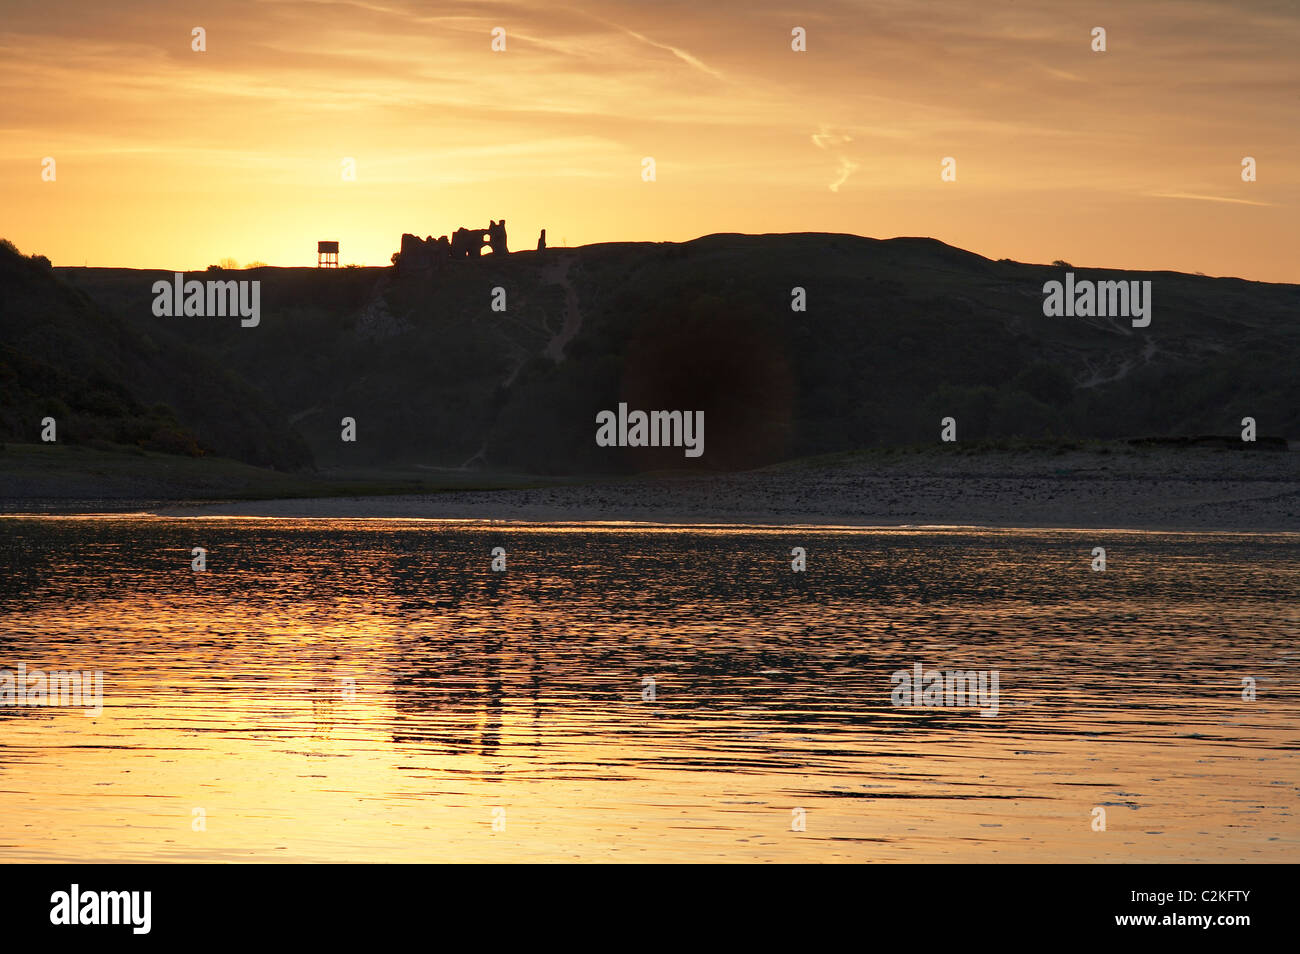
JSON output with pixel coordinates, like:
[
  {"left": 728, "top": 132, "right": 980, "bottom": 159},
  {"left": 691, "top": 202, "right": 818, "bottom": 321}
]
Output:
[{"left": 1, "top": 0, "right": 1297, "bottom": 279}]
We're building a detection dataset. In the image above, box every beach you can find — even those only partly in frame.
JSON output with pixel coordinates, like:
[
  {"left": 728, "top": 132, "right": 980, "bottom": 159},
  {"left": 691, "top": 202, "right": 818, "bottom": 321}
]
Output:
[{"left": 137, "top": 446, "right": 1300, "bottom": 533}]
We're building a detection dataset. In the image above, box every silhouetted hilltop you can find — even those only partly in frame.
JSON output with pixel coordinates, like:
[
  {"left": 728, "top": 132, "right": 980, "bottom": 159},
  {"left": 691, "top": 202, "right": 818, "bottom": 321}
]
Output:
[
  {"left": 5, "top": 232, "right": 1295, "bottom": 476},
  {"left": 0, "top": 240, "right": 309, "bottom": 468}
]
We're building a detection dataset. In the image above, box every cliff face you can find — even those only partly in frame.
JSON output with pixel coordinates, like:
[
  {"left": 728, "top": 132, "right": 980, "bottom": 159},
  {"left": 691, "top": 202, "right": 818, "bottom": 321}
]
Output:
[{"left": 17, "top": 232, "right": 1298, "bottom": 475}]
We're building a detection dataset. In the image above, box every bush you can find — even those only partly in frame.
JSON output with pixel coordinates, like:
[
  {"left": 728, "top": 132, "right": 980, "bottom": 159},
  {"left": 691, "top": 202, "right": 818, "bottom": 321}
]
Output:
[
  {"left": 140, "top": 426, "right": 203, "bottom": 457},
  {"left": 1013, "top": 362, "right": 1074, "bottom": 407}
]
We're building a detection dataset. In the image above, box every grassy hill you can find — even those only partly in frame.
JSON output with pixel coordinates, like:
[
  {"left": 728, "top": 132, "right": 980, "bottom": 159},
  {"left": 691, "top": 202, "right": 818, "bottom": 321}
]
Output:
[
  {"left": 3, "top": 231, "right": 1294, "bottom": 479},
  {"left": 0, "top": 240, "right": 309, "bottom": 469}
]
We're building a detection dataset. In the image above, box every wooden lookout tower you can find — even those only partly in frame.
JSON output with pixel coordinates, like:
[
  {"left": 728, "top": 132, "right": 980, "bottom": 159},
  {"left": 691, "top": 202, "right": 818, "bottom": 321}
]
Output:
[{"left": 317, "top": 240, "right": 339, "bottom": 268}]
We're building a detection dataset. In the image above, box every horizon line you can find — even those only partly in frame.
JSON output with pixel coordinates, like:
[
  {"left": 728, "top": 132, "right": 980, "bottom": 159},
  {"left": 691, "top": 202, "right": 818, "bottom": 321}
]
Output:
[{"left": 11, "top": 232, "right": 1293, "bottom": 286}]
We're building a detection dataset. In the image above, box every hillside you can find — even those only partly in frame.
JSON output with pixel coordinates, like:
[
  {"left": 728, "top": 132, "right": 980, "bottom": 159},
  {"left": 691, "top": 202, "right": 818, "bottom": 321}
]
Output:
[
  {"left": 0, "top": 240, "right": 309, "bottom": 469},
  {"left": 7, "top": 232, "right": 1297, "bottom": 477}
]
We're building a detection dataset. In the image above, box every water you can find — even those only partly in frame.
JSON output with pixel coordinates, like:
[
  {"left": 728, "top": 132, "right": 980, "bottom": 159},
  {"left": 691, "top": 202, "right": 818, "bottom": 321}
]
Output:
[{"left": 0, "top": 517, "right": 1296, "bottom": 862}]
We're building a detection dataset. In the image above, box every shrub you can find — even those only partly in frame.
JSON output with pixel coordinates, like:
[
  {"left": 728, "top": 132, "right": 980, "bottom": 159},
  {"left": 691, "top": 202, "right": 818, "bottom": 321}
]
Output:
[{"left": 140, "top": 426, "right": 203, "bottom": 457}]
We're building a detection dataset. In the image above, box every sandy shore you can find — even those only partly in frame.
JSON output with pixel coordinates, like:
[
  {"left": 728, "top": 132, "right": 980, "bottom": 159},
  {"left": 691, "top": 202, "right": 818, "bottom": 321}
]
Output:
[{"left": 146, "top": 447, "right": 1300, "bottom": 532}]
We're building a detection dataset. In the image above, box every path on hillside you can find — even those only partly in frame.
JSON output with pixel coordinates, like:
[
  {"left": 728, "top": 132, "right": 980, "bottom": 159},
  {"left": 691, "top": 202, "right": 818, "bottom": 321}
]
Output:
[
  {"left": 541, "top": 252, "right": 582, "bottom": 362},
  {"left": 463, "top": 252, "right": 583, "bottom": 467}
]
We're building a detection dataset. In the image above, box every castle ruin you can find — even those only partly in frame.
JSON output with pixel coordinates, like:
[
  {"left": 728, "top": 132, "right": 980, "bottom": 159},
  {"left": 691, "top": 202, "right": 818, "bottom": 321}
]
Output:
[{"left": 397, "top": 220, "right": 510, "bottom": 273}]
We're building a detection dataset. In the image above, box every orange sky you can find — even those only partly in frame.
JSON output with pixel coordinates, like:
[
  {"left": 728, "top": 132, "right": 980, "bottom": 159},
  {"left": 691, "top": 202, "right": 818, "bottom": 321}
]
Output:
[{"left": 2, "top": 0, "right": 1296, "bottom": 280}]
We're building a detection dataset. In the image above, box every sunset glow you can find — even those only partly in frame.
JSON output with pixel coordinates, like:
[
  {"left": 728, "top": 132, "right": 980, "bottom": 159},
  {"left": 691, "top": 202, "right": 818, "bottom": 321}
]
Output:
[{"left": 2, "top": 0, "right": 1296, "bottom": 278}]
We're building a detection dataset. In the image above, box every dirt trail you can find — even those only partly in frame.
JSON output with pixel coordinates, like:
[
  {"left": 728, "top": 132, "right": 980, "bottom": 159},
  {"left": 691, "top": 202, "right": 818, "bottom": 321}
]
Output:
[
  {"left": 541, "top": 253, "right": 582, "bottom": 362},
  {"left": 476, "top": 253, "right": 585, "bottom": 462}
]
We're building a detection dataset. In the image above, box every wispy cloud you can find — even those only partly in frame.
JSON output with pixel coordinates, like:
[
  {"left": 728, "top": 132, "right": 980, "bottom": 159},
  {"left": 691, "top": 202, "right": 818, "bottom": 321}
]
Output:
[
  {"left": 829, "top": 156, "right": 859, "bottom": 193},
  {"left": 812, "top": 127, "right": 854, "bottom": 150},
  {"left": 1148, "top": 192, "right": 1277, "bottom": 207},
  {"left": 612, "top": 26, "right": 725, "bottom": 80}
]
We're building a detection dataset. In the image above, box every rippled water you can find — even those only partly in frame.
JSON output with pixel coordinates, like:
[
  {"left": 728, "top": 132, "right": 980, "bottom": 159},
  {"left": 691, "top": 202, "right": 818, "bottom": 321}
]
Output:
[{"left": 0, "top": 517, "right": 1296, "bottom": 862}]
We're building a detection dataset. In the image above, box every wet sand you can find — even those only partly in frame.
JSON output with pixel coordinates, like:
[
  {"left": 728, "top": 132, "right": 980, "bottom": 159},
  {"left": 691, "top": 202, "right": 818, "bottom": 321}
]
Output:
[{"left": 151, "top": 448, "right": 1300, "bottom": 532}]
